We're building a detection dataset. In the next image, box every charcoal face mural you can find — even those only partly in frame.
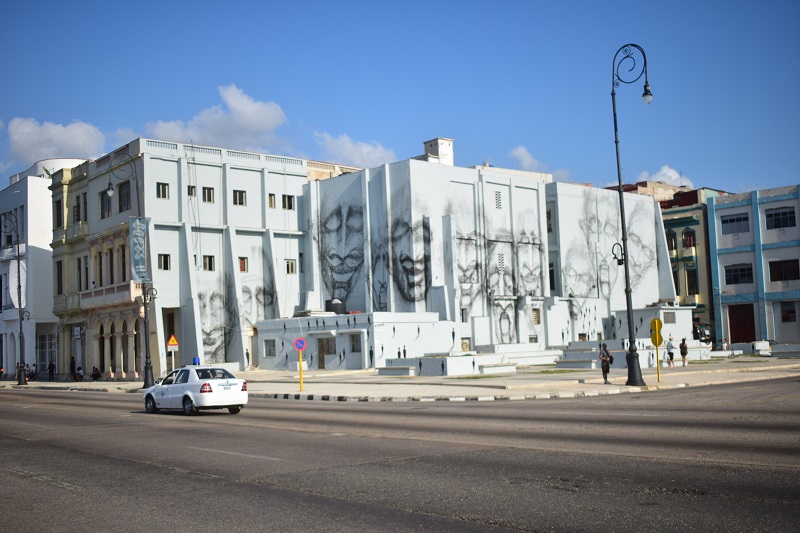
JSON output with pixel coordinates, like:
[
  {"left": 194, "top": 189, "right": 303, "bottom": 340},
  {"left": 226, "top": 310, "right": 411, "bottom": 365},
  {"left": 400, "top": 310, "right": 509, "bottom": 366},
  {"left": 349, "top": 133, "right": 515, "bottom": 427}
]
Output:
[
  {"left": 198, "top": 273, "right": 239, "bottom": 363},
  {"left": 486, "top": 240, "right": 516, "bottom": 343},
  {"left": 390, "top": 216, "right": 431, "bottom": 302},
  {"left": 371, "top": 244, "right": 389, "bottom": 311},
  {"left": 241, "top": 246, "right": 277, "bottom": 334},
  {"left": 318, "top": 203, "right": 365, "bottom": 306}
]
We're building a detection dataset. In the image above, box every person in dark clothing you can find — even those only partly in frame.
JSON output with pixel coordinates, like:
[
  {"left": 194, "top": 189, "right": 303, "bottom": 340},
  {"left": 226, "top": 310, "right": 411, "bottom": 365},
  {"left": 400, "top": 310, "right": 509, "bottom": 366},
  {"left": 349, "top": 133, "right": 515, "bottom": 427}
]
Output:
[
  {"left": 599, "top": 343, "right": 612, "bottom": 384},
  {"left": 48, "top": 361, "right": 56, "bottom": 381}
]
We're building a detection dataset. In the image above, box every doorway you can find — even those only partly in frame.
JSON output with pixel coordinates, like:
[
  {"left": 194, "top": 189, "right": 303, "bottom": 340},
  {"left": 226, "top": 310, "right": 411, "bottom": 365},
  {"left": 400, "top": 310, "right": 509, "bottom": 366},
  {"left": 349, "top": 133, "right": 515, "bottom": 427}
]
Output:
[
  {"left": 728, "top": 304, "right": 756, "bottom": 343},
  {"left": 317, "top": 337, "right": 336, "bottom": 370}
]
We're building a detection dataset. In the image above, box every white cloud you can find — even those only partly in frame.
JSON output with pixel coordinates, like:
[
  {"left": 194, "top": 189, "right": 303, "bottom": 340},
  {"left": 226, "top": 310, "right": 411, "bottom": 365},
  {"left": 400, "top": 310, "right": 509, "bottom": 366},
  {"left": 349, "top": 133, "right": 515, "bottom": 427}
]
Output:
[
  {"left": 114, "top": 128, "right": 139, "bottom": 147},
  {"left": 636, "top": 165, "right": 694, "bottom": 189},
  {"left": 314, "top": 132, "right": 396, "bottom": 168},
  {"left": 8, "top": 117, "right": 105, "bottom": 163},
  {"left": 508, "top": 145, "right": 546, "bottom": 172},
  {"left": 146, "top": 85, "right": 287, "bottom": 151}
]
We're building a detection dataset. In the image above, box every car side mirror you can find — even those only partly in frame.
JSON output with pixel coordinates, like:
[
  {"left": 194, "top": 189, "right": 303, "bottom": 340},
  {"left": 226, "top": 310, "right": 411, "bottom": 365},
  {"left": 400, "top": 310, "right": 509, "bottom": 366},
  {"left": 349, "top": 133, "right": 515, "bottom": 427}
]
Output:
[{"left": 154, "top": 379, "right": 161, "bottom": 385}]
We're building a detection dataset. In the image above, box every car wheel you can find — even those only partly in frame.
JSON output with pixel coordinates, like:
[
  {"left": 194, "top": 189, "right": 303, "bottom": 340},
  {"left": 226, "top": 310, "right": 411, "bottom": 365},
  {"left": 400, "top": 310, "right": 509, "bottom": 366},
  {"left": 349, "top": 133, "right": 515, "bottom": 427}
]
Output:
[
  {"left": 144, "top": 395, "right": 159, "bottom": 414},
  {"left": 228, "top": 406, "right": 241, "bottom": 414},
  {"left": 182, "top": 397, "right": 196, "bottom": 416}
]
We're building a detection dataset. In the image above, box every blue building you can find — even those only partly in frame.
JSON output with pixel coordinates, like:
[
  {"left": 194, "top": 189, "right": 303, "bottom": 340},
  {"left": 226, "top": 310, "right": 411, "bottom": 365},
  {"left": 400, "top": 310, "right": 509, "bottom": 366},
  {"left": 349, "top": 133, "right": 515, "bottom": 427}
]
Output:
[{"left": 709, "top": 185, "right": 800, "bottom": 345}]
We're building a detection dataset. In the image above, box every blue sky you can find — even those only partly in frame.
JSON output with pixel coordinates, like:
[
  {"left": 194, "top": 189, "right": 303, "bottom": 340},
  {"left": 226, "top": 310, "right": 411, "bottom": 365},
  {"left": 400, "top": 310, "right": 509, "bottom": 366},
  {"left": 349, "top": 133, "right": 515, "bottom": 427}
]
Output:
[{"left": 2, "top": 1, "right": 798, "bottom": 192}]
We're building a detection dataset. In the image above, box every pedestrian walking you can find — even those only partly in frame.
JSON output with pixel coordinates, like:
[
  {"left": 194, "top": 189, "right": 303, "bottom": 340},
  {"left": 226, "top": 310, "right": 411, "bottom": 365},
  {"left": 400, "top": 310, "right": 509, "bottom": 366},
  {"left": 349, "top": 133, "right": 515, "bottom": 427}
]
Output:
[
  {"left": 680, "top": 338, "right": 689, "bottom": 367},
  {"left": 70, "top": 356, "right": 77, "bottom": 381},
  {"left": 666, "top": 335, "right": 675, "bottom": 367},
  {"left": 48, "top": 361, "right": 56, "bottom": 381},
  {"left": 599, "top": 343, "right": 612, "bottom": 384}
]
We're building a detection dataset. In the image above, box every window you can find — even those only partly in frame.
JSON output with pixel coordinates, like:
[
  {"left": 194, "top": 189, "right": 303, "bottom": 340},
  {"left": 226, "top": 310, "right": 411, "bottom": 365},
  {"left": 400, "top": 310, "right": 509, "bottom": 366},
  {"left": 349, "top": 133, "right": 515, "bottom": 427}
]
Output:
[
  {"left": 265, "top": 339, "right": 276, "bottom": 357},
  {"left": 108, "top": 248, "right": 115, "bottom": 285},
  {"left": 202, "top": 187, "right": 214, "bottom": 203},
  {"left": 350, "top": 334, "right": 361, "bottom": 352},
  {"left": 54, "top": 199, "right": 63, "bottom": 228},
  {"left": 285, "top": 259, "right": 296, "bottom": 274},
  {"left": 664, "top": 311, "right": 676, "bottom": 324},
  {"left": 83, "top": 254, "right": 89, "bottom": 290},
  {"left": 55, "top": 260, "right": 63, "bottom": 295},
  {"left": 765, "top": 207, "right": 796, "bottom": 230},
  {"left": 682, "top": 229, "right": 695, "bottom": 249},
  {"left": 118, "top": 181, "right": 131, "bottom": 212},
  {"left": 461, "top": 308, "right": 468, "bottom": 323},
  {"left": 156, "top": 182, "right": 169, "bottom": 199},
  {"left": 73, "top": 197, "right": 81, "bottom": 223},
  {"left": 96, "top": 253, "right": 103, "bottom": 286},
  {"left": 239, "top": 257, "right": 248, "bottom": 272},
  {"left": 686, "top": 268, "right": 698, "bottom": 295},
  {"left": 299, "top": 252, "right": 304, "bottom": 273},
  {"left": 494, "top": 190, "right": 502, "bottom": 209},
  {"left": 666, "top": 231, "right": 676, "bottom": 251},
  {"left": 187, "top": 185, "right": 196, "bottom": 197},
  {"left": 82, "top": 193, "right": 88, "bottom": 221},
  {"left": 282, "top": 194, "right": 294, "bottom": 210},
  {"left": 203, "top": 255, "right": 215, "bottom": 271},
  {"left": 158, "top": 254, "right": 171, "bottom": 271},
  {"left": 76, "top": 257, "right": 82, "bottom": 291},
  {"left": 120, "top": 245, "right": 127, "bottom": 282},
  {"left": 725, "top": 264, "right": 754, "bottom": 285},
  {"left": 268, "top": 194, "right": 276, "bottom": 208},
  {"left": 233, "top": 190, "right": 246, "bottom": 206},
  {"left": 546, "top": 210, "right": 553, "bottom": 233},
  {"left": 769, "top": 259, "right": 800, "bottom": 282},
  {"left": 721, "top": 213, "right": 749, "bottom": 235},
  {"left": 100, "top": 192, "right": 112, "bottom": 219},
  {"left": 781, "top": 302, "right": 797, "bottom": 323},
  {"left": 532, "top": 307, "right": 541, "bottom": 325}
]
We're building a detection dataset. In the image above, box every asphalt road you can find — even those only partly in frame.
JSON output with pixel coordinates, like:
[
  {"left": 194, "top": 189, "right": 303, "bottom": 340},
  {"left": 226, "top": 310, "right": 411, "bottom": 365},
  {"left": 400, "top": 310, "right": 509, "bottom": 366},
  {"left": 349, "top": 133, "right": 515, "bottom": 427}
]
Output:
[{"left": 1, "top": 378, "right": 798, "bottom": 532}]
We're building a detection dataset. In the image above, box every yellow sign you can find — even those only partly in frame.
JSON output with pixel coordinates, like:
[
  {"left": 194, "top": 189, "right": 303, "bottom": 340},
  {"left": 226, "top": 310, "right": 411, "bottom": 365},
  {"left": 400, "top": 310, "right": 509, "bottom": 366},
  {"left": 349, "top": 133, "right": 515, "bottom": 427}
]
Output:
[
  {"left": 167, "top": 334, "right": 179, "bottom": 352},
  {"left": 650, "top": 318, "right": 663, "bottom": 346}
]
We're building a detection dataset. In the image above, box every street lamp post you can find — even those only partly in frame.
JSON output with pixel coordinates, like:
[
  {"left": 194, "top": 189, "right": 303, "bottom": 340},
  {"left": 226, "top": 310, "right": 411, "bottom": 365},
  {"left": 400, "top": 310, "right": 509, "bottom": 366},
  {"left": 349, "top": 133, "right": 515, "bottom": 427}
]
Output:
[
  {"left": 2, "top": 212, "right": 28, "bottom": 385},
  {"left": 141, "top": 286, "right": 157, "bottom": 388},
  {"left": 611, "top": 43, "right": 652, "bottom": 387}
]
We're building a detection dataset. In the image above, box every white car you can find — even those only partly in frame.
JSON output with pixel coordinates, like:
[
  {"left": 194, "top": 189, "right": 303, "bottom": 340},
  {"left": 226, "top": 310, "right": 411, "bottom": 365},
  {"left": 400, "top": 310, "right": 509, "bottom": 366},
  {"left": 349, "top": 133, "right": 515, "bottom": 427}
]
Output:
[{"left": 143, "top": 366, "right": 248, "bottom": 415}]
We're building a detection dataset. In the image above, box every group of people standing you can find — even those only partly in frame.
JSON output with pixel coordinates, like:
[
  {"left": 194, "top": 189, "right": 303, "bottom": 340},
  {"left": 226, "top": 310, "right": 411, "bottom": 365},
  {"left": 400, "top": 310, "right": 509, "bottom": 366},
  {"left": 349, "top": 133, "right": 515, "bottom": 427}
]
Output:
[{"left": 598, "top": 335, "right": 689, "bottom": 384}]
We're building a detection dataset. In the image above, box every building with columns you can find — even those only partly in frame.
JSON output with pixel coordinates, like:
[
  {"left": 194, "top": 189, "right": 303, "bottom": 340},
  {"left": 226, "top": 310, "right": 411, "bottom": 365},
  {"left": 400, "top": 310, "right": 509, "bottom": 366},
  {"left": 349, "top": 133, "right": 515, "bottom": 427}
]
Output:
[{"left": 1, "top": 158, "right": 85, "bottom": 379}]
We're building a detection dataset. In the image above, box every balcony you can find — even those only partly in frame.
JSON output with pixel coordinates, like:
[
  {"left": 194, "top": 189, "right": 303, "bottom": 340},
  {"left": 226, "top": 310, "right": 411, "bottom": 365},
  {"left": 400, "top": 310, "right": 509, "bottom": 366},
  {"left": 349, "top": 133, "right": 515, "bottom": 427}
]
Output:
[
  {"left": 0, "top": 242, "right": 25, "bottom": 262},
  {"left": 66, "top": 222, "right": 89, "bottom": 242},
  {"left": 682, "top": 246, "right": 696, "bottom": 260},
  {"left": 683, "top": 293, "right": 704, "bottom": 306},
  {"left": 78, "top": 281, "right": 144, "bottom": 311},
  {"left": 669, "top": 248, "right": 677, "bottom": 262}
]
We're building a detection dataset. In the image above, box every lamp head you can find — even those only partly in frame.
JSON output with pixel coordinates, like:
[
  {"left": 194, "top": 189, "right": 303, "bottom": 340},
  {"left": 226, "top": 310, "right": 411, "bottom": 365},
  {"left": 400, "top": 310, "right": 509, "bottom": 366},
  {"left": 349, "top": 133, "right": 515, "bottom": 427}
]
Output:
[
  {"left": 106, "top": 181, "right": 115, "bottom": 197},
  {"left": 642, "top": 82, "right": 653, "bottom": 105}
]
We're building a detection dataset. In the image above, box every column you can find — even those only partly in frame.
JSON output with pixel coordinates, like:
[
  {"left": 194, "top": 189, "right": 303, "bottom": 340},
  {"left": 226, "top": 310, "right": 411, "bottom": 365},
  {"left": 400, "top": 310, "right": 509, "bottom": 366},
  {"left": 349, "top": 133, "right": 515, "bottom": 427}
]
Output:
[{"left": 126, "top": 331, "right": 137, "bottom": 380}]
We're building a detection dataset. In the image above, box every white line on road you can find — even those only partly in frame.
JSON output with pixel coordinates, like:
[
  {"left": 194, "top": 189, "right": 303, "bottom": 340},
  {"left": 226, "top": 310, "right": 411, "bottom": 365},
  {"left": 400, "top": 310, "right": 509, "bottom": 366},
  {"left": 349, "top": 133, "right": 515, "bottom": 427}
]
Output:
[{"left": 187, "top": 446, "right": 282, "bottom": 461}]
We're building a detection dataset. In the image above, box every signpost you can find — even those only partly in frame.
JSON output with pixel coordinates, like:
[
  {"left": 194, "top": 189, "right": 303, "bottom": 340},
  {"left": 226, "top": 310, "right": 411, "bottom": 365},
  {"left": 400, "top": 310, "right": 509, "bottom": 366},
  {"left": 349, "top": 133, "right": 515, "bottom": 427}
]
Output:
[
  {"left": 167, "top": 334, "right": 179, "bottom": 372},
  {"left": 650, "top": 318, "right": 663, "bottom": 382},
  {"left": 294, "top": 337, "right": 306, "bottom": 392}
]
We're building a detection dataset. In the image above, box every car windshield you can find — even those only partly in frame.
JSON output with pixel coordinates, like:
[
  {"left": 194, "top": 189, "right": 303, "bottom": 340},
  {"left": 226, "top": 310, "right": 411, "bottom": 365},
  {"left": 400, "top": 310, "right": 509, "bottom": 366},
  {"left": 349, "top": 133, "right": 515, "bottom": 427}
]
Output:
[{"left": 195, "top": 368, "right": 236, "bottom": 380}]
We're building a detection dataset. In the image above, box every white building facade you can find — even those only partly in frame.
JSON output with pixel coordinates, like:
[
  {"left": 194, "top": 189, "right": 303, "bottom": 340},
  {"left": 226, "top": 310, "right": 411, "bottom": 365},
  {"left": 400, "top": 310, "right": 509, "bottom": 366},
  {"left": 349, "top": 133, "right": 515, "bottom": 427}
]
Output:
[{"left": 1, "top": 158, "right": 85, "bottom": 378}]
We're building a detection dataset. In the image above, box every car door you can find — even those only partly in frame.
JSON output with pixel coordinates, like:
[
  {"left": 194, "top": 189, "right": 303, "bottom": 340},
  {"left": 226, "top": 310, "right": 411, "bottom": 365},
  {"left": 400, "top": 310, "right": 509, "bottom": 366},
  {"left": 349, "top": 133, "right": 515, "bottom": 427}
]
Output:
[
  {"left": 172, "top": 369, "right": 191, "bottom": 406},
  {"left": 155, "top": 370, "right": 179, "bottom": 408}
]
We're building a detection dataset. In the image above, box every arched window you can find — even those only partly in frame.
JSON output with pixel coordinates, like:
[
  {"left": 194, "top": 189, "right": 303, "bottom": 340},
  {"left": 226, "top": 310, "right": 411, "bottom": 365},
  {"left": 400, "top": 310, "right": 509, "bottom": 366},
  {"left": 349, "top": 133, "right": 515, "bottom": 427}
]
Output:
[
  {"left": 666, "top": 231, "right": 677, "bottom": 251},
  {"left": 682, "top": 229, "right": 696, "bottom": 249}
]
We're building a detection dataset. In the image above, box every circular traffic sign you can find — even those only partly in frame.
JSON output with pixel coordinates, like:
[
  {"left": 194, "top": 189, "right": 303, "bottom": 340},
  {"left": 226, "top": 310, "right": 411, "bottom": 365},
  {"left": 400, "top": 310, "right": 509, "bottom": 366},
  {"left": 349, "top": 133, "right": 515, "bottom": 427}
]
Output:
[{"left": 293, "top": 337, "right": 307, "bottom": 351}]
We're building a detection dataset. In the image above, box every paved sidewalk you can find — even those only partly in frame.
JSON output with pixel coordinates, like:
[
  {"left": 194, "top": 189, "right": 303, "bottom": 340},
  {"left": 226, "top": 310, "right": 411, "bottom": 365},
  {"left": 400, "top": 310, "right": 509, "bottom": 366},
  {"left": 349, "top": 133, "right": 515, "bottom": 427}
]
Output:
[{"left": 3, "top": 356, "right": 800, "bottom": 402}]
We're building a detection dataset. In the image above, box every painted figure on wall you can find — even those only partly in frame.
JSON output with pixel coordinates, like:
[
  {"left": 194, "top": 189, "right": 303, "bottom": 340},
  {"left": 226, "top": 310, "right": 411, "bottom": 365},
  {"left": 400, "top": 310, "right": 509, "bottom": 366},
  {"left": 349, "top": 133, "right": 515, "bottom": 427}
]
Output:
[
  {"left": 318, "top": 203, "right": 365, "bottom": 307},
  {"left": 240, "top": 246, "right": 277, "bottom": 334},
  {"left": 390, "top": 216, "right": 431, "bottom": 303},
  {"left": 198, "top": 273, "right": 239, "bottom": 363}
]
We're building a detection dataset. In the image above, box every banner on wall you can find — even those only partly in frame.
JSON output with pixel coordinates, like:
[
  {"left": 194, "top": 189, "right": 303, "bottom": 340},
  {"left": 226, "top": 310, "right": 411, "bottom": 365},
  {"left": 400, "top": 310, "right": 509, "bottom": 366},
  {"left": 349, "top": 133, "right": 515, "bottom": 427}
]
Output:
[
  {"left": 130, "top": 216, "right": 151, "bottom": 283},
  {"left": 8, "top": 259, "right": 26, "bottom": 308}
]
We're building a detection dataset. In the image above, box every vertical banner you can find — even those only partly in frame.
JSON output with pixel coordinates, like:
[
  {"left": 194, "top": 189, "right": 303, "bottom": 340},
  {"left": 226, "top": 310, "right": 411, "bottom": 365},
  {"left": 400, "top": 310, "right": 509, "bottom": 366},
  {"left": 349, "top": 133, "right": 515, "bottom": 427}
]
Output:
[
  {"left": 130, "top": 217, "right": 151, "bottom": 283},
  {"left": 9, "top": 259, "right": 26, "bottom": 308}
]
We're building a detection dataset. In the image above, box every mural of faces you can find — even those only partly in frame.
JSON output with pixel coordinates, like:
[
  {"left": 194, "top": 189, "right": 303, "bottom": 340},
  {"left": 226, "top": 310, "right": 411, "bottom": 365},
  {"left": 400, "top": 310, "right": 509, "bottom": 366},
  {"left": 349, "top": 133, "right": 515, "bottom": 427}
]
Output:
[
  {"left": 319, "top": 204, "right": 365, "bottom": 303},
  {"left": 240, "top": 246, "right": 277, "bottom": 331},
  {"left": 390, "top": 217, "right": 431, "bottom": 302},
  {"left": 198, "top": 274, "right": 239, "bottom": 363},
  {"left": 455, "top": 235, "right": 480, "bottom": 311},
  {"left": 371, "top": 245, "right": 389, "bottom": 311}
]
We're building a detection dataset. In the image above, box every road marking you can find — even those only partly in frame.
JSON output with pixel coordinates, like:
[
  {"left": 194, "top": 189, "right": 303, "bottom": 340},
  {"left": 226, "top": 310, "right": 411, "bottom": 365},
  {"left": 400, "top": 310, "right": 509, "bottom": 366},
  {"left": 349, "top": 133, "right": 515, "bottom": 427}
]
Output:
[{"left": 187, "top": 446, "right": 282, "bottom": 461}]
